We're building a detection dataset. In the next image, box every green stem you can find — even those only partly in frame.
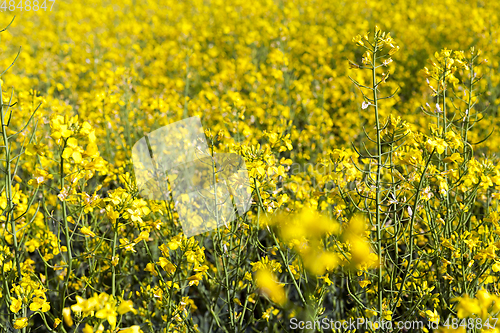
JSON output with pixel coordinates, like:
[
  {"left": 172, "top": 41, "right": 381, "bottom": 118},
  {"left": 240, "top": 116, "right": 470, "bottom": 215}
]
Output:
[
  {"left": 60, "top": 150, "right": 73, "bottom": 317},
  {"left": 1, "top": 88, "right": 22, "bottom": 282},
  {"left": 211, "top": 143, "right": 235, "bottom": 329},
  {"left": 391, "top": 149, "right": 435, "bottom": 314},
  {"left": 111, "top": 219, "right": 118, "bottom": 297},
  {"left": 371, "top": 36, "right": 383, "bottom": 318}
]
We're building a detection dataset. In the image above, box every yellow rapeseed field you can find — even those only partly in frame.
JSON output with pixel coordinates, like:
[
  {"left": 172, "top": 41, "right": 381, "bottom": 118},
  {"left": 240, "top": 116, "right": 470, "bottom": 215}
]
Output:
[{"left": 2, "top": 0, "right": 500, "bottom": 332}]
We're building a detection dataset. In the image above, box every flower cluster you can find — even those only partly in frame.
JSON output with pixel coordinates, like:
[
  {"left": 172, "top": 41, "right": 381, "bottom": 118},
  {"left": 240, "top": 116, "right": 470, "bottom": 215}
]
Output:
[{"left": 2, "top": 0, "right": 500, "bottom": 331}]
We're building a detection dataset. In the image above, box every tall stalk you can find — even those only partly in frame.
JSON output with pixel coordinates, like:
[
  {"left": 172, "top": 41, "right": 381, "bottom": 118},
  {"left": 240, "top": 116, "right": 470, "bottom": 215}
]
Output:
[
  {"left": 59, "top": 144, "right": 73, "bottom": 316},
  {"left": 348, "top": 27, "right": 404, "bottom": 323},
  {"left": 370, "top": 34, "right": 384, "bottom": 318}
]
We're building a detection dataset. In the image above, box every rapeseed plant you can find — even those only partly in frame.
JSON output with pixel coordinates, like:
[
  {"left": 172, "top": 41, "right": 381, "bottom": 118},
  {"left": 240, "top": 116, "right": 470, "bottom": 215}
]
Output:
[{"left": 2, "top": 1, "right": 500, "bottom": 332}]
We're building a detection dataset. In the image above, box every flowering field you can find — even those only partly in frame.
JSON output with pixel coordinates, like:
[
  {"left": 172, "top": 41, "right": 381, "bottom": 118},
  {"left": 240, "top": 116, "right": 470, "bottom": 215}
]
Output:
[{"left": 2, "top": 0, "right": 500, "bottom": 332}]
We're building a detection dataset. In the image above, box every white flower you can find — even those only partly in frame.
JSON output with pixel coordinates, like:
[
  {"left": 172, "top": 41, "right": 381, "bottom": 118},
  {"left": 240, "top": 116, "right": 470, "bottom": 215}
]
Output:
[
  {"left": 58, "top": 188, "right": 69, "bottom": 201},
  {"left": 407, "top": 206, "right": 413, "bottom": 217},
  {"left": 463, "top": 109, "right": 469, "bottom": 122},
  {"left": 422, "top": 187, "right": 433, "bottom": 200},
  {"left": 382, "top": 58, "right": 393, "bottom": 66},
  {"left": 388, "top": 193, "right": 398, "bottom": 205},
  {"left": 435, "top": 103, "right": 442, "bottom": 113},
  {"left": 362, "top": 101, "right": 371, "bottom": 109}
]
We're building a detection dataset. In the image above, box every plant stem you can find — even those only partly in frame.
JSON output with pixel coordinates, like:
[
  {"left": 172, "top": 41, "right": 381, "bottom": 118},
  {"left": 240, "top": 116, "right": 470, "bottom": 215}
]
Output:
[
  {"left": 1, "top": 88, "right": 22, "bottom": 282},
  {"left": 111, "top": 218, "right": 118, "bottom": 297},
  {"left": 60, "top": 150, "right": 73, "bottom": 317},
  {"left": 371, "top": 35, "right": 383, "bottom": 318}
]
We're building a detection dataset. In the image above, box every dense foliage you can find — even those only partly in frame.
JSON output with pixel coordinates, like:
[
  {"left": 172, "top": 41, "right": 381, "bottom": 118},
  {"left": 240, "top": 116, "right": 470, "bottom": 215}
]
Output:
[{"left": 2, "top": 1, "right": 500, "bottom": 332}]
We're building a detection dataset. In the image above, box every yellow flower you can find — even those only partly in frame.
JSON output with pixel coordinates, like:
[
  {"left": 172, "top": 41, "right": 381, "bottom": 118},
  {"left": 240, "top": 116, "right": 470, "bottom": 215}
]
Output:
[
  {"left": 25, "top": 142, "right": 47, "bottom": 156},
  {"left": 29, "top": 293, "right": 50, "bottom": 312},
  {"left": 10, "top": 297, "right": 22, "bottom": 313},
  {"left": 426, "top": 138, "right": 448, "bottom": 154},
  {"left": 168, "top": 239, "right": 181, "bottom": 251},
  {"left": 187, "top": 273, "right": 204, "bottom": 286},
  {"left": 121, "top": 326, "right": 142, "bottom": 333},
  {"left": 426, "top": 309, "right": 439, "bottom": 324},
  {"left": 80, "top": 122, "right": 97, "bottom": 142},
  {"left": 443, "top": 152, "right": 464, "bottom": 164},
  {"left": 53, "top": 318, "right": 62, "bottom": 328},
  {"left": 134, "top": 230, "right": 150, "bottom": 243},
  {"left": 352, "top": 34, "right": 364, "bottom": 46},
  {"left": 254, "top": 268, "right": 287, "bottom": 306},
  {"left": 71, "top": 296, "right": 89, "bottom": 313},
  {"left": 251, "top": 256, "right": 282, "bottom": 273},
  {"left": 62, "top": 307, "right": 73, "bottom": 326},
  {"left": 50, "top": 122, "right": 72, "bottom": 140},
  {"left": 107, "top": 208, "right": 120, "bottom": 222},
  {"left": 27, "top": 168, "right": 53, "bottom": 186},
  {"left": 492, "top": 261, "right": 500, "bottom": 272},
  {"left": 144, "top": 262, "right": 158, "bottom": 276},
  {"left": 389, "top": 45, "right": 400, "bottom": 55},
  {"left": 382, "top": 310, "right": 393, "bottom": 321},
  {"left": 302, "top": 250, "right": 338, "bottom": 275},
  {"left": 157, "top": 257, "right": 176, "bottom": 274},
  {"left": 456, "top": 295, "right": 481, "bottom": 318},
  {"left": 320, "top": 275, "right": 333, "bottom": 286},
  {"left": 349, "top": 238, "right": 371, "bottom": 265},
  {"left": 13, "top": 317, "right": 28, "bottom": 329},
  {"left": 82, "top": 323, "right": 94, "bottom": 333},
  {"left": 62, "top": 145, "right": 83, "bottom": 163},
  {"left": 95, "top": 303, "right": 118, "bottom": 329},
  {"left": 476, "top": 289, "right": 495, "bottom": 311},
  {"left": 343, "top": 215, "right": 373, "bottom": 268},
  {"left": 117, "top": 300, "right": 137, "bottom": 315},
  {"left": 359, "top": 279, "right": 371, "bottom": 288},
  {"left": 111, "top": 256, "right": 120, "bottom": 266},
  {"left": 80, "top": 226, "right": 96, "bottom": 237}
]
